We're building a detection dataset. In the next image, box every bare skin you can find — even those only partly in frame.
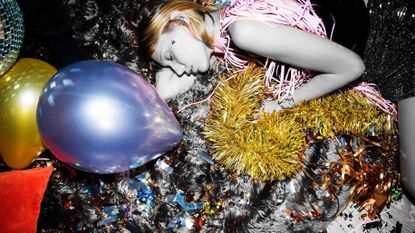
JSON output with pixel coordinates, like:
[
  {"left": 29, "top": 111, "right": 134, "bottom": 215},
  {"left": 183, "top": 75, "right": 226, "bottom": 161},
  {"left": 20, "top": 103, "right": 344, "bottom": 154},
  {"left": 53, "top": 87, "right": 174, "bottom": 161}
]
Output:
[{"left": 227, "top": 19, "right": 364, "bottom": 104}]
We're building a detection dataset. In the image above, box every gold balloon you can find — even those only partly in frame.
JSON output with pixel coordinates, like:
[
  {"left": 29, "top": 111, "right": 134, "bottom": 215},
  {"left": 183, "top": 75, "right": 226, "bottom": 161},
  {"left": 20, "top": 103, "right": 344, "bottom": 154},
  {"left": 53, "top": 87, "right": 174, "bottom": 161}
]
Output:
[{"left": 0, "top": 58, "right": 57, "bottom": 169}]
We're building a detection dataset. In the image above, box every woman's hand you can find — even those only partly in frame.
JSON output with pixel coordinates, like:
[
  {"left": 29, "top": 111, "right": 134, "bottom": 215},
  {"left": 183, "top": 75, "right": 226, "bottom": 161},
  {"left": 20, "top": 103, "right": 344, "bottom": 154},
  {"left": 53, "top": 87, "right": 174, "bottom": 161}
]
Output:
[
  {"left": 261, "top": 99, "right": 296, "bottom": 113},
  {"left": 155, "top": 68, "right": 196, "bottom": 100},
  {"left": 261, "top": 100, "right": 283, "bottom": 113}
]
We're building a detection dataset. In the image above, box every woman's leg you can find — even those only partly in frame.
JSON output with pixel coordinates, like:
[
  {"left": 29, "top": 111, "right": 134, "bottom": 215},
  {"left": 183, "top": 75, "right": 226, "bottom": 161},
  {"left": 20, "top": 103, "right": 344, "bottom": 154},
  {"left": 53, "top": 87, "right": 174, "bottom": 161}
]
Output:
[{"left": 399, "top": 96, "right": 415, "bottom": 198}]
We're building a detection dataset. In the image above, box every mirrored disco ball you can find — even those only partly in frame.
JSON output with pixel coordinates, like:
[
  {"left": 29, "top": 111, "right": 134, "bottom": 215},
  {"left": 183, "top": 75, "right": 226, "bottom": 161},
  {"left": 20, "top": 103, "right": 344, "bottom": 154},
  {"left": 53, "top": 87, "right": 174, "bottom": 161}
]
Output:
[{"left": 0, "top": 0, "right": 24, "bottom": 76}]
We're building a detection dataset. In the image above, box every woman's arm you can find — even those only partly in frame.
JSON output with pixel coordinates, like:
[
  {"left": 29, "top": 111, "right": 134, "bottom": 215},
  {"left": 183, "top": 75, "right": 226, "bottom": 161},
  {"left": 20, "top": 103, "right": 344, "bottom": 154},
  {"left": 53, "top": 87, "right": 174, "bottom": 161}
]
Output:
[
  {"left": 228, "top": 19, "right": 365, "bottom": 104},
  {"left": 155, "top": 68, "right": 196, "bottom": 100}
]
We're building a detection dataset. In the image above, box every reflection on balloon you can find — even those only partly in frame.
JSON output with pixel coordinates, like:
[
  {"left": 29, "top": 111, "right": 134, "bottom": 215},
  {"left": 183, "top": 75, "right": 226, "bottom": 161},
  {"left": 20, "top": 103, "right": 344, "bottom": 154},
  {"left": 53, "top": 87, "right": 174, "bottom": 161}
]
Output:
[
  {"left": 37, "top": 60, "right": 183, "bottom": 174},
  {"left": 0, "top": 58, "right": 57, "bottom": 169},
  {"left": 0, "top": 0, "right": 24, "bottom": 76}
]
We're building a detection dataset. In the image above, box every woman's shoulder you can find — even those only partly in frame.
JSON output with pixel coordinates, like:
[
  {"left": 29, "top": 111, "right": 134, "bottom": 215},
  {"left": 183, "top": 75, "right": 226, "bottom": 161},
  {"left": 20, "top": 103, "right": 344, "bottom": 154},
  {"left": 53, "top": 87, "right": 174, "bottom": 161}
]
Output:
[{"left": 227, "top": 20, "right": 278, "bottom": 49}]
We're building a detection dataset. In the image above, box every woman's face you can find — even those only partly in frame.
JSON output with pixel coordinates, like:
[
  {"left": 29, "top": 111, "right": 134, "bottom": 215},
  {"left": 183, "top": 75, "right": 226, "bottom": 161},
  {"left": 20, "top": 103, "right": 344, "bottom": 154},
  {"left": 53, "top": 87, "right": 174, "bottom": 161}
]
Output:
[{"left": 151, "top": 24, "right": 212, "bottom": 76}]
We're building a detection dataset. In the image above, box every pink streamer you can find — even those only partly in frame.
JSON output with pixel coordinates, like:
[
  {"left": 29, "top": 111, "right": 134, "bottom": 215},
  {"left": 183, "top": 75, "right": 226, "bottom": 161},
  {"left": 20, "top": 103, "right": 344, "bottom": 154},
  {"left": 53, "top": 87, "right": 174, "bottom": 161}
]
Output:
[{"left": 352, "top": 82, "right": 397, "bottom": 115}]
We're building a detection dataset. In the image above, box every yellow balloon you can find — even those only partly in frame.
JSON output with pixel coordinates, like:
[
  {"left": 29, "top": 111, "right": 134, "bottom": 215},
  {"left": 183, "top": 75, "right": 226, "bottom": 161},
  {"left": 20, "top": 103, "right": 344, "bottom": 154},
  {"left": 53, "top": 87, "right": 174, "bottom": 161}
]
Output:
[{"left": 0, "top": 58, "right": 57, "bottom": 169}]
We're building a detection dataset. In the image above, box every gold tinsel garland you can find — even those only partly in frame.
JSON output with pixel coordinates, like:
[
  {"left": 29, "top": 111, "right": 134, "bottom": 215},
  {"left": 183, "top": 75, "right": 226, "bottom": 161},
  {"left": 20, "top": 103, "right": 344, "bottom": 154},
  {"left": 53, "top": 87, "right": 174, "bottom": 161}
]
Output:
[{"left": 204, "top": 64, "right": 397, "bottom": 182}]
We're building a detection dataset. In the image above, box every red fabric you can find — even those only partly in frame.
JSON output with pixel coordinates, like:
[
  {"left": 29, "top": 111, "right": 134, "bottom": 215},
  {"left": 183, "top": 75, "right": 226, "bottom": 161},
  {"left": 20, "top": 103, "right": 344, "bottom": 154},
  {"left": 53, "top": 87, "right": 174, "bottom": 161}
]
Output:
[{"left": 0, "top": 166, "right": 53, "bottom": 233}]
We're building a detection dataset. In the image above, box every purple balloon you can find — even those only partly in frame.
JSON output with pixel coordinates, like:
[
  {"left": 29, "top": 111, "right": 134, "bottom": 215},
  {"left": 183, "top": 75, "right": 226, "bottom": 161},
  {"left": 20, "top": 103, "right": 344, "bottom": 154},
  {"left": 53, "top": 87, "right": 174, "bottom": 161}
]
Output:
[{"left": 37, "top": 60, "right": 183, "bottom": 173}]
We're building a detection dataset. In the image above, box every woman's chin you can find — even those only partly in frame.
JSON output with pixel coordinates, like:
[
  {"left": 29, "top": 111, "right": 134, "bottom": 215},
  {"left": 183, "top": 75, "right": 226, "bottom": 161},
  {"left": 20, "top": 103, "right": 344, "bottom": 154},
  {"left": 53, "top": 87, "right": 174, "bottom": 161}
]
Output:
[{"left": 199, "top": 63, "right": 211, "bottom": 73}]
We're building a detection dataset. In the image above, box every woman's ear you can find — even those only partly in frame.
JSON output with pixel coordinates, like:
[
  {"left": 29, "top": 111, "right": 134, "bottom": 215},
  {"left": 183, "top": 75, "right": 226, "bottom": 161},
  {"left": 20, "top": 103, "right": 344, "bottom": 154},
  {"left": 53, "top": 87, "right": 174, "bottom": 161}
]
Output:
[{"left": 170, "top": 11, "right": 190, "bottom": 24}]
